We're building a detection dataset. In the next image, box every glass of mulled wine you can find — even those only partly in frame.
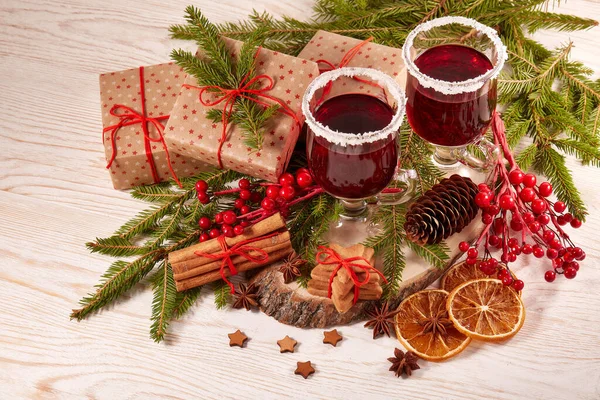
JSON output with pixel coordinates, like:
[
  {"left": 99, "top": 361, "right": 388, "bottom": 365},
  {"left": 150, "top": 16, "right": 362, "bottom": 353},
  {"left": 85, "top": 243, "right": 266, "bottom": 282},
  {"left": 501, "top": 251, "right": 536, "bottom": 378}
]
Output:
[
  {"left": 302, "top": 67, "right": 414, "bottom": 227},
  {"left": 402, "top": 16, "right": 507, "bottom": 170}
]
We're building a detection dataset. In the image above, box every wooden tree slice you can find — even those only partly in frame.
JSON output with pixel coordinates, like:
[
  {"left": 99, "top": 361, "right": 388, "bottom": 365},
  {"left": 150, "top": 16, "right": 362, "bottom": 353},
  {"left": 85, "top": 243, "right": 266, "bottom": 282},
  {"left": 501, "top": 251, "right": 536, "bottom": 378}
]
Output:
[{"left": 250, "top": 191, "right": 484, "bottom": 328}]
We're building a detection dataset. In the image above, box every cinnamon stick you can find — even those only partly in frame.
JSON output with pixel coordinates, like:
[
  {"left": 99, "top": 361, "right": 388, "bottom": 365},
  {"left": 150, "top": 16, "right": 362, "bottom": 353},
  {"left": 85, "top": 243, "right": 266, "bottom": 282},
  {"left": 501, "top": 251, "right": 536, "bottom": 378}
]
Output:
[
  {"left": 175, "top": 245, "right": 293, "bottom": 292},
  {"left": 173, "top": 239, "right": 291, "bottom": 281},
  {"left": 168, "top": 213, "right": 286, "bottom": 266},
  {"left": 171, "top": 231, "right": 290, "bottom": 275}
]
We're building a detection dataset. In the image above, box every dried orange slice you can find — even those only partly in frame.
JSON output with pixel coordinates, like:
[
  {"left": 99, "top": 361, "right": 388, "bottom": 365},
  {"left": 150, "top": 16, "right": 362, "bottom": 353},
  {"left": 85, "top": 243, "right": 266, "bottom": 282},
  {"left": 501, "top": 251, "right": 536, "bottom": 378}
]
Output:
[
  {"left": 394, "top": 290, "right": 471, "bottom": 362},
  {"left": 447, "top": 278, "right": 525, "bottom": 342},
  {"left": 442, "top": 260, "right": 520, "bottom": 295}
]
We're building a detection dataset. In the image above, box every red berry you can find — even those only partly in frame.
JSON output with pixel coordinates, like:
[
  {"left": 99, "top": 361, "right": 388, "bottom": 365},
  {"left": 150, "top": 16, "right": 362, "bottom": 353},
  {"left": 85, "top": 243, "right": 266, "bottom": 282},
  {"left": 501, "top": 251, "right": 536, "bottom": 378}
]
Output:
[
  {"left": 519, "top": 188, "right": 536, "bottom": 203},
  {"left": 508, "top": 170, "right": 525, "bottom": 185},
  {"left": 556, "top": 216, "right": 567, "bottom": 226},
  {"left": 572, "top": 247, "right": 583, "bottom": 258},
  {"left": 502, "top": 275, "right": 514, "bottom": 286},
  {"left": 223, "top": 210, "right": 237, "bottom": 225},
  {"left": 543, "top": 230, "right": 555, "bottom": 242},
  {"left": 488, "top": 235, "right": 500, "bottom": 247},
  {"left": 528, "top": 221, "right": 541, "bottom": 233},
  {"left": 466, "top": 257, "right": 478, "bottom": 265},
  {"left": 523, "top": 173, "right": 537, "bottom": 188},
  {"left": 550, "top": 239, "right": 562, "bottom": 250},
  {"left": 553, "top": 201, "right": 566, "bottom": 213},
  {"left": 497, "top": 268, "right": 509, "bottom": 279},
  {"left": 467, "top": 248, "right": 479, "bottom": 259},
  {"left": 250, "top": 192, "right": 262, "bottom": 203},
  {"left": 261, "top": 197, "right": 276, "bottom": 210},
  {"left": 279, "top": 185, "right": 296, "bottom": 201},
  {"left": 522, "top": 212, "right": 535, "bottom": 224},
  {"left": 576, "top": 250, "right": 586, "bottom": 261},
  {"left": 296, "top": 167, "right": 310, "bottom": 175},
  {"left": 214, "top": 212, "right": 223, "bottom": 224},
  {"left": 234, "top": 198, "right": 245, "bottom": 209},
  {"left": 296, "top": 172, "right": 313, "bottom": 188},
  {"left": 545, "top": 270, "right": 556, "bottom": 282},
  {"left": 208, "top": 228, "right": 220, "bottom": 239},
  {"left": 570, "top": 218, "right": 582, "bottom": 228},
  {"left": 488, "top": 258, "right": 499, "bottom": 269},
  {"left": 478, "top": 183, "right": 491, "bottom": 192},
  {"left": 508, "top": 238, "right": 519, "bottom": 248},
  {"left": 537, "top": 214, "right": 550, "bottom": 225},
  {"left": 266, "top": 185, "right": 280, "bottom": 199},
  {"left": 195, "top": 180, "right": 208, "bottom": 193},
  {"left": 238, "top": 178, "right": 251, "bottom": 189},
  {"left": 482, "top": 213, "right": 493, "bottom": 224},
  {"left": 493, "top": 218, "right": 505, "bottom": 235},
  {"left": 240, "top": 220, "right": 251, "bottom": 227},
  {"left": 233, "top": 225, "right": 244, "bottom": 236},
  {"left": 554, "top": 257, "right": 564, "bottom": 268},
  {"left": 546, "top": 248, "right": 558, "bottom": 259},
  {"left": 564, "top": 266, "right": 577, "bottom": 279},
  {"left": 197, "top": 192, "right": 210, "bottom": 204},
  {"left": 198, "top": 217, "right": 211, "bottom": 230},
  {"left": 459, "top": 241, "right": 470, "bottom": 252},
  {"left": 488, "top": 204, "right": 500, "bottom": 216},
  {"left": 522, "top": 244, "right": 533, "bottom": 255},
  {"left": 531, "top": 199, "right": 546, "bottom": 214},
  {"left": 510, "top": 219, "right": 523, "bottom": 231},
  {"left": 569, "top": 261, "right": 580, "bottom": 271},
  {"left": 499, "top": 194, "right": 515, "bottom": 210},
  {"left": 199, "top": 233, "right": 210, "bottom": 242},
  {"left": 475, "top": 192, "right": 492, "bottom": 208},
  {"left": 239, "top": 189, "right": 252, "bottom": 200},
  {"left": 239, "top": 205, "right": 251, "bottom": 215},
  {"left": 279, "top": 172, "right": 295, "bottom": 186},
  {"left": 508, "top": 252, "right": 517, "bottom": 262},
  {"left": 533, "top": 245, "right": 544, "bottom": 258},
  {"left": 563, "top": 251, "right": 574, "bottom": 262},
  {"left": 563, "top": 213, "right": 573, "bottom": 223},
  {"left": 512, "top": 279, "right": 524, "bottom": 291},
  {"left": 538, "top": 182, "right": 553, "bottom": 197}
]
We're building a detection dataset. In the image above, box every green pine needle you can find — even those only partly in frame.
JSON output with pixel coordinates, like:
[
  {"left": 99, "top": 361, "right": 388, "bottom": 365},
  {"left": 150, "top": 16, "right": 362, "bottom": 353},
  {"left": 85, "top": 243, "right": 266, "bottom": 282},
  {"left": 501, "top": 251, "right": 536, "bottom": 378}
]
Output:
[{"left": 150, "top": 261, "right": 178, "bottom": 343}]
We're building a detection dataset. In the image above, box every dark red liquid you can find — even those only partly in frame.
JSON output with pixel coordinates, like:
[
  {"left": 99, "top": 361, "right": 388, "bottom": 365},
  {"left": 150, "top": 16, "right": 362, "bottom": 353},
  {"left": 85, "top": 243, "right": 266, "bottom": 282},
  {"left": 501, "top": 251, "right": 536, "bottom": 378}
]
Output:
[
  {"left": 406, "top": 44, "right": 496, "bottom": 147},
  {"left": 307, "top": 94, "right": 397, "bottom": 199}
]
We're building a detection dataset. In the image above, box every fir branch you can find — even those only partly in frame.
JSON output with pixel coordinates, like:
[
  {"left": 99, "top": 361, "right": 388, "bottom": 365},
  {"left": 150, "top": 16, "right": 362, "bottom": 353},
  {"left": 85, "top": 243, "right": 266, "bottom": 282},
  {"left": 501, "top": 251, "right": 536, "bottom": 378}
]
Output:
[
  {"left": 145, "top": 199, "right": 185, "bottom": 249},
  {"left": 516, "top": 144, "right": 538, "bottom": 171},
  {"left": 130, "top": 183, "right": 184, "bottom": 203},
  {"left": 172, "top": 287, "right": 202, "bottom": 319},
  {"left": 406, "top": 241, "right": 449, "bottom": 269},
  {"left": 213, "top": 280, "right": 231, "bottom": 309},
  {"left": 115, "top": 202, "right": 173, "bottom": 241},
  {"left": 86, "top": 236, "right": 150, "bottom": 257},
  {"left": 150, "top": 260, "right": 178, "bottom": 343},
  {"left": 520, "top": 11, "right": 598, "bottom": 33}
]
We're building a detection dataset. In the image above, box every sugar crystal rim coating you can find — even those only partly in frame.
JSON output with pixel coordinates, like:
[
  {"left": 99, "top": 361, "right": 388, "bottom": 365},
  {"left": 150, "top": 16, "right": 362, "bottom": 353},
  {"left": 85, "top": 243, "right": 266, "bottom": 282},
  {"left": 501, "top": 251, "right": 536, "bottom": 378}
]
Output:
[
  {"left": 301, "top": 67, "right": 407, "bottom": 146},
  {"left": 402, "top": 16, "right": 508, "bottom": 96}
]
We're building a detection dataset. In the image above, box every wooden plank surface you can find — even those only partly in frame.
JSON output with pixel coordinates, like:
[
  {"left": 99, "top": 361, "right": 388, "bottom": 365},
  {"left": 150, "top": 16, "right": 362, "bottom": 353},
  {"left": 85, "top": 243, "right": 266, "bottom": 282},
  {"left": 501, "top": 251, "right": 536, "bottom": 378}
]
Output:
[{"left": 1, "top": 1, "right": 599, "bottom": 399}]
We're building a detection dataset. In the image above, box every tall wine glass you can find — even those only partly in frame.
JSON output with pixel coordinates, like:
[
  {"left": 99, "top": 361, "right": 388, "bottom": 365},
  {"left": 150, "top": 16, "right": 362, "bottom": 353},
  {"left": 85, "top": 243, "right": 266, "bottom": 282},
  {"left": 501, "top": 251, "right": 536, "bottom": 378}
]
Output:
[
  {"left": 302, "top": 67, "right": 414, "bottom": 243},
  {"left": 402, "top": 16, "right": 507, "bottom": 170}
]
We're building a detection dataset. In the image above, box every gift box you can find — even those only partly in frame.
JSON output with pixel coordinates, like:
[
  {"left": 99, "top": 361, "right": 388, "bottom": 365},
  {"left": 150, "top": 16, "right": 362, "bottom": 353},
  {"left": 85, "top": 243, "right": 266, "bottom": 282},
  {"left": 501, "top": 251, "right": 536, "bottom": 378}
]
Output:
[
  {"left": 297, "top": 30, "right": 406, "bottom": 101},
  {"left": 164, "top": 39, "right": 320, "bottom": 182},
  {"left": 99, "top": 63, "right": 211, "bottom": 189}
]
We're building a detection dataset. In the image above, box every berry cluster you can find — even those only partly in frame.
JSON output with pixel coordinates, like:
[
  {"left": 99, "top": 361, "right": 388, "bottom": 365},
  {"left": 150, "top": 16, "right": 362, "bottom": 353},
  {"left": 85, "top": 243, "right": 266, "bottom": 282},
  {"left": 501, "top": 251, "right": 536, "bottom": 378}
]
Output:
[
  {"left": 195, "top": 169, "right": 321, "bottom": 242},
  {"left": 458, "top": 114, "right": 586, "bottom": 289}
]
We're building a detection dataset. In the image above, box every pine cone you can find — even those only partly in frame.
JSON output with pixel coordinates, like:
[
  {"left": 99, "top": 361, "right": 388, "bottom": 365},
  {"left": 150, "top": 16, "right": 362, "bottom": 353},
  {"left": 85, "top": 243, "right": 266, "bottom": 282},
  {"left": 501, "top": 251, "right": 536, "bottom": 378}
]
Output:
[{"left": 404, "top": 174, "right": 478, "bottom": 245}]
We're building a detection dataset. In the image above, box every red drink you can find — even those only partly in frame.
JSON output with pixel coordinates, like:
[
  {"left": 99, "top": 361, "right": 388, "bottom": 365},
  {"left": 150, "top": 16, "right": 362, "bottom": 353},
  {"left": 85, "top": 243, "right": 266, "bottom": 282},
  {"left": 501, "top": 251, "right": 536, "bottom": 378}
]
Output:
[
  {"left": 307, "top": 93, "right": 397, "bottom": 199},
  {"left": 406, "top": 44, "right": 496, "bottom": 147}
]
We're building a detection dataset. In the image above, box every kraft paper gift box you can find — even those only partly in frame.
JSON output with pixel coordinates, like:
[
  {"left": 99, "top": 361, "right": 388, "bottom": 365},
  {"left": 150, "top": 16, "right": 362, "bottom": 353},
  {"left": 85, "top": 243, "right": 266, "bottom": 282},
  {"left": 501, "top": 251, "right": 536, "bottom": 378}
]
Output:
[
  {"left": 164, "top": 39, "right": 320, "bottom": 182},
  {"left": 99, "top": 62, "right": 211, "bottom": 190},
  {"left": 297, "top": 30, "right": 407, "bottom": 101}
]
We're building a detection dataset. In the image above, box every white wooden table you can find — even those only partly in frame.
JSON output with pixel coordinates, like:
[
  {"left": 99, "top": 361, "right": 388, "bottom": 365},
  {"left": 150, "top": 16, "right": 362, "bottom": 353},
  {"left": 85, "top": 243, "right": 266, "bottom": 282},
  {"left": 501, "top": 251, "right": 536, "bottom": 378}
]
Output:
[{"left": 1, "top": 1, "right": 600, "bottom": 399}]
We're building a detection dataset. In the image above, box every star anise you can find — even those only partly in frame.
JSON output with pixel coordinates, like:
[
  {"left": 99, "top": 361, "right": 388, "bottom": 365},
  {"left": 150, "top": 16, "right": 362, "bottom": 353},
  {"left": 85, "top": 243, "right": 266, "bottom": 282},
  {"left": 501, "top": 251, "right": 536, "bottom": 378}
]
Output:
[
  {"left": 388, "top": 348, "right": 420, "bottom": 378},
  {"left": 420, "top": 308, "right": 453, "bottom": 337},
  {"left": 364, "top": 302, "right": 401, "bottom": 339},
  {"left": 232, "top": 282, "right": 259, "bottom": 311},
  {"left": 278, "top": 253, "right": 305, "bottom": 284}
]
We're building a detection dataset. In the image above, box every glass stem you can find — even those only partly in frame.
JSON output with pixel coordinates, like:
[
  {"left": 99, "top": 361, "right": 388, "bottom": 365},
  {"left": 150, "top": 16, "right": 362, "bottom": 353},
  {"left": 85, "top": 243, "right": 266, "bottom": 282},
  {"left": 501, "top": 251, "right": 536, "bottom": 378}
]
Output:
[
  {"left": 432, "top": 145, "right": 461, "bottom": 169},
  {"left": 340, "top": 199, "right": 368, "bottom": 220}
]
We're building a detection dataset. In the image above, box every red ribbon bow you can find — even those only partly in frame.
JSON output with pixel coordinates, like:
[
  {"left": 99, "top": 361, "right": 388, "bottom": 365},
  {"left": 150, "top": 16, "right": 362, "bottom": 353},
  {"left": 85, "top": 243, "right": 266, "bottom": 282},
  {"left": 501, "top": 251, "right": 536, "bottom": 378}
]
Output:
[
  {"left": 194, "top": 232, "right": 280, "bottom": 293},
  {"left": 316, "top": 246, "right": 388, "bottom": 305},
  {"left": 314, "top": 37, "right": 387, "bottom": 106},
  {"left": 103, "top": 66, "right": 181, "bottom": 187},
  {"left": 184, "top": 48, "right": 301, "bottom": 169}
]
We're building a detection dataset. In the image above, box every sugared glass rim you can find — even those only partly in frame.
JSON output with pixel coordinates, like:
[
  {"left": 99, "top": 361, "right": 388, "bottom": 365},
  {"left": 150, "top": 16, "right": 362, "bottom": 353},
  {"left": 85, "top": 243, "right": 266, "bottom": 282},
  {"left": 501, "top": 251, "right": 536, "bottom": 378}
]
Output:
[
  {"left": 402, "top": 16, "right": 508, "bottom": 96},
  {"left": 301, "top": 67, "right": 407, "bottom": 146}
]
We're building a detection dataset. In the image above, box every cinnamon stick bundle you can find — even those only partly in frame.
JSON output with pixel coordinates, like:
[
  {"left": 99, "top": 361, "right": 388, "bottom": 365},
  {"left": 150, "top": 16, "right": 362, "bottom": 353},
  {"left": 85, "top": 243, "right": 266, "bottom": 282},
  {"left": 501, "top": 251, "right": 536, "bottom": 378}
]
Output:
[{"left": 169, "top": 213, "right": 292, "bottom": 292}]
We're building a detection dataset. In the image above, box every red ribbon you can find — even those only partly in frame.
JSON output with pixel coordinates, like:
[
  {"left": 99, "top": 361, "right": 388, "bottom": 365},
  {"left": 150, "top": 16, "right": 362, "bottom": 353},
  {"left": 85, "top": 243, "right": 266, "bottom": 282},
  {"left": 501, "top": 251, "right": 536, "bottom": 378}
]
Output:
[
  {"left": 102, "top": 66, "right": 181, "bottom": 187},
  {"left": 194, "top": 232, "right": 280, "bottom": 293},
  {"left": 316, "top": 245, "right": 388, "bottom": 305},
  {"left": 184, "top": 48, "right": 301, "bottom": 169},
  {"left": 314, "top": 37, "right": 387, "bottom": 106}
]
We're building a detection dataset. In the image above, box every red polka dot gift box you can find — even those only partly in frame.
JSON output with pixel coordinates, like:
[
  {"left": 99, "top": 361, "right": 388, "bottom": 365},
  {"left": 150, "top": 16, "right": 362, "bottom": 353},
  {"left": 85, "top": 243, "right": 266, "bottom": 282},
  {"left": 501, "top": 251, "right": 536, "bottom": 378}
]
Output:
[
  {"left": 297, "top": 30, "right": 407, "bottom": 103},
  {"left": 164, "top": 38, "right": 320, "bottom": 183},
  {"left": 99, "top": 63, "right": 212, "bottom": 190}
]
